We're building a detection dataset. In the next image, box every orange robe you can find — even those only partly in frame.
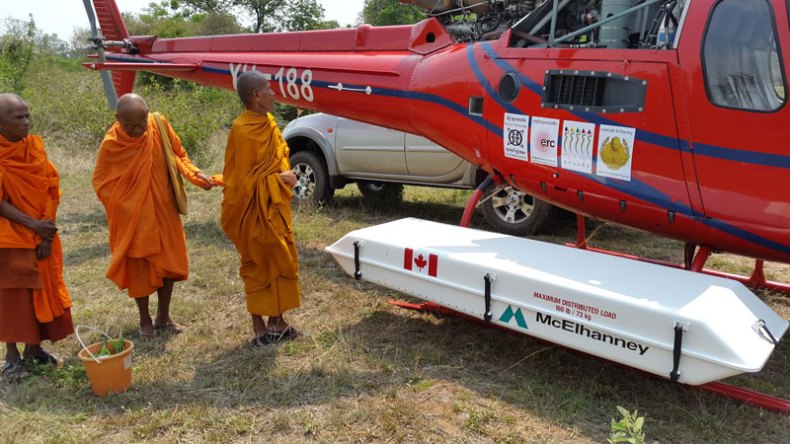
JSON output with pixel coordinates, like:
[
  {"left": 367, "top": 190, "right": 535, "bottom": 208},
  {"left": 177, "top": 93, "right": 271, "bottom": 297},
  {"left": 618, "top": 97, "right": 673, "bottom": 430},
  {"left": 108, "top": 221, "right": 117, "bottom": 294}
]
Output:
[
  {"left": 92, "top": 113, "right": 205, "bottom": 298},
  {"left": 0, "top": 133, "right": 72, "bottom": 342},
  {"left": 221, "top": 110, "right": 300, "bottom": 316}
]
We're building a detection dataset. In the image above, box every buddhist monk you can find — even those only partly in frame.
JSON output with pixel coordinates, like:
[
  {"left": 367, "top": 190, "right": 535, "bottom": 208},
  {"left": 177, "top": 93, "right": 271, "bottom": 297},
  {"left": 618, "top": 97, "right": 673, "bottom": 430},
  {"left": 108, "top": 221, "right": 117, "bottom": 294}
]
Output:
[
  {"left": 221, "top": 71, "right": 301, "bottom": 346},
  {"left": 92, "top": 93, "right": 214, "bottom": 340},
  {"left": 0, "top": 93, "right": 73, "bottom": 380}
]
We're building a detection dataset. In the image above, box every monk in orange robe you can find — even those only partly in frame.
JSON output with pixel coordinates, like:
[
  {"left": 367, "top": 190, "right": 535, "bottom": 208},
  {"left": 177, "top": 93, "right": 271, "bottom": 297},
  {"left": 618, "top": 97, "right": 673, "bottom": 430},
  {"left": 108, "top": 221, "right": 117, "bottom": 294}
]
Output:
[
  {"left": 221, "top": 71, "right": 301, "bottom": 346},
  {"left": 0, "top": 93, "right": 73, "bottom": 380},
  {"left": 93, "top": 94, "right": 214, "bottom": 340}
]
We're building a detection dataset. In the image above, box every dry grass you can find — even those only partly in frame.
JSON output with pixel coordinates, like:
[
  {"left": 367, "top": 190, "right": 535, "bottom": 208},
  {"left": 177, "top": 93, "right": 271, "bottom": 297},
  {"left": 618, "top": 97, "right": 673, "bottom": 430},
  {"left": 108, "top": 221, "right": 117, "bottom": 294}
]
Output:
[{"left": 0, "top": 134, "right": 788, "bottom": 444}]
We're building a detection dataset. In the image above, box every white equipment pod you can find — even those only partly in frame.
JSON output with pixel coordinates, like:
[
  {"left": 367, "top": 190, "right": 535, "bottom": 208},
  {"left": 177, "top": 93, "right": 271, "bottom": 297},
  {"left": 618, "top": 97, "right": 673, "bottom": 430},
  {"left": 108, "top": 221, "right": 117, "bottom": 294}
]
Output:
[{"left": 326, "top": 218, "right": 788, "bottom": 385}]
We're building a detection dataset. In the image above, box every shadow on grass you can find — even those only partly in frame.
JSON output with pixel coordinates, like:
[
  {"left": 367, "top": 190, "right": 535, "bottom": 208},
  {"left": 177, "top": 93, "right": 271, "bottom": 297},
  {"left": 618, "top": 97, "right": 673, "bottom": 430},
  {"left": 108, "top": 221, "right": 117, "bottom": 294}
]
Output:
[
  {"left": 304, "top": 191, "right": 582, "bottom": 239},
  {"left": 2, "top": 307, "right": 787, "bottom": 443},
  {"left": 333, "top": 309, "right": 790, "bottom": 443},
  {"left": 325, "top": 194, "right": 469, "bottom": 228},
  {"left": 57, "top": 210, "right": 107, "bottom": 228},
  {"left": 183, "top": 220, "right": 233, "bottom": 247},
  {"left": 63, "top": 241, "right": 109, "bottom": 267}
]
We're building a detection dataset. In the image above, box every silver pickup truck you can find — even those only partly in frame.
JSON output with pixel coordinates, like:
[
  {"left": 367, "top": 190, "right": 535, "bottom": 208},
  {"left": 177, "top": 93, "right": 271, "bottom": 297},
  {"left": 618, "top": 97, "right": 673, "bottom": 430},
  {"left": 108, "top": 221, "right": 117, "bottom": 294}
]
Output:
[{"left": 283, "top": 113, "right": 559, "bottom": 235}]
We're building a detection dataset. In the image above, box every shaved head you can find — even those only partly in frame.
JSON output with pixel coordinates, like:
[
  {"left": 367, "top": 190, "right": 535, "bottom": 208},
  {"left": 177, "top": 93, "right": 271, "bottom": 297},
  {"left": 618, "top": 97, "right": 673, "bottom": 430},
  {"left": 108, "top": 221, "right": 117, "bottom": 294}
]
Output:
[
  {"left": 237, "top": 71, "right": 276, "bottom": 113},
  {"left": 0, "top": 93, "right": 30, "bottom": 141},
  {"left": 237, "top": 71, "right": 270, "bottom": 107},
  {"left": 0, "top": 93, "right": 26, "bottom": 122},
  {"left": 115, "top": 93, "right": 150, "bottom": 138},
  {"left": 116, "top": 93, "right": 149, "bottom": 116}
]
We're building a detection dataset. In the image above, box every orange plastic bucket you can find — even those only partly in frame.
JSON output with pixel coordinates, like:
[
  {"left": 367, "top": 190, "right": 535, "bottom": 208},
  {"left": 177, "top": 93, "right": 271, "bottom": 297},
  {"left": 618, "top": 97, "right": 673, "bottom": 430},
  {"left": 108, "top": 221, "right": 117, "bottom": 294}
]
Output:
[{"left": 78, "top": 339, "right": 134, "bottom": 397}]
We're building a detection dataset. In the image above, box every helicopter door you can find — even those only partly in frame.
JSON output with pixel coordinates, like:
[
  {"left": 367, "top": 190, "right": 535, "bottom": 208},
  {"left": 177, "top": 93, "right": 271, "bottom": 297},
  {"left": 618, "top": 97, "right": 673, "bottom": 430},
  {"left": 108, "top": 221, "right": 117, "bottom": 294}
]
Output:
[
  {"left": 678, "top": 0, "right": 790, "bottom": 236},
  {"left": 484, "top": 44, "right": 688, "bottom": 229}
]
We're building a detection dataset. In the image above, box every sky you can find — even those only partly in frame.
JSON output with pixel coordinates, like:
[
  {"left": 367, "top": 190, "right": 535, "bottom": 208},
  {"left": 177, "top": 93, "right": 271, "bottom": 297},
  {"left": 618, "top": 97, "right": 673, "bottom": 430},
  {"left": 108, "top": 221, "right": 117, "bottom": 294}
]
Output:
[{"left": 1, "top": 0, "right": 366, "bottom": 41}]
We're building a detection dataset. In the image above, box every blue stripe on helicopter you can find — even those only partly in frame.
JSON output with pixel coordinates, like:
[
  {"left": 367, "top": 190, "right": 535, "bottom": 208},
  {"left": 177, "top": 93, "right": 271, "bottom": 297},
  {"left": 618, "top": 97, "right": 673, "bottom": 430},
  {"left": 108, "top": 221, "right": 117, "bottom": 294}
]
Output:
[{"left": 107, "top": 55, "right": 789, "bottom": 255}]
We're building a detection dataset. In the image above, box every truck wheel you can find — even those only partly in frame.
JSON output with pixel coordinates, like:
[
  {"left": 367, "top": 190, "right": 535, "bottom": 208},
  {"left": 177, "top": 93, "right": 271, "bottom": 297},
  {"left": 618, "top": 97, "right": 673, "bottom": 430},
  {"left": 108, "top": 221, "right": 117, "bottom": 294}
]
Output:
[
  {"left": 481, "top": 185, "right": 554, "bottom": 235},
  {"left": 357, "top": 181, "right": 404, "bottom": 207},
  {"left": 290, "top": 151, "right": 333, "bottom": 207}
]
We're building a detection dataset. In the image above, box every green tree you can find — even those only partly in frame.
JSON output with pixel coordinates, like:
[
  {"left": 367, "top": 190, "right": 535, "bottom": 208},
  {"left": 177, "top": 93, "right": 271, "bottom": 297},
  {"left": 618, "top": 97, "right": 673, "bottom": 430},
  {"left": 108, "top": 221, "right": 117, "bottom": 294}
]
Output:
[
  {"left": 69, "top": 28, "right": 94, "bottom": 59},
  {"left": 361, "top": 0, "right": 424, "bottom": 26},
  {"left": 35, "top": 33, "right": 69, "bottom": 57},
  {"left": 181, "top": 0, "right": 229, "bottom": 14},
  {"left": 192, "top": 12, "right": 243, "bottom": 35},
  {"left": 228, "top": 0, "right": 330, "bottom": 33},
  {"left": 0, "top": 16, "right": 36, "bottom": 93},
  {"left": 122, "top": 1, "right": 241, "bottom": 38},
  {"left": 283, "top": 0, "right": 326, "bottom": 31},
  {"left": 123, "top": 2, "right": 190, "bottom": 38},
  {"left": 122, "top": 2, "right": 240, "bottom": 90},
  {"left": 231, "top": 0, "right": 288, "bottom": 33}
]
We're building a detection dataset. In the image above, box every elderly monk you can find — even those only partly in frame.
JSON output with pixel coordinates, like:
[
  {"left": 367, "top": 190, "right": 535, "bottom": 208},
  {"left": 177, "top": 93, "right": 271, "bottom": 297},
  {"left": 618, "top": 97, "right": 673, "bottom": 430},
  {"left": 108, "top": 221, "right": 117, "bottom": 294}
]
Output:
[
  {"left": 93, "top": 93, "right": 214, "bottom": 340},
  {"left": 0, "top": 93, "right": 73, "bottom": 381},
  {"left": 221, "top": 71, "right": 300, "bottom": 346}
]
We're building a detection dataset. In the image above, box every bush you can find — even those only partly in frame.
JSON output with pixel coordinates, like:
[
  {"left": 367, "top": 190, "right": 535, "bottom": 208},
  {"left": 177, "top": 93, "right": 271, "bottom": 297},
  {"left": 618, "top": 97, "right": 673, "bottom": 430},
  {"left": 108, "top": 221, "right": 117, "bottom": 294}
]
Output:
[
  {"left": 24, "top": 56, "right": 114, "bottom": 142},
  {"left": 8, "top": 30, "right": 289, "bottom": 165},
  {"left": 138, "top": 79, "right": 242, "bottom": 164}
]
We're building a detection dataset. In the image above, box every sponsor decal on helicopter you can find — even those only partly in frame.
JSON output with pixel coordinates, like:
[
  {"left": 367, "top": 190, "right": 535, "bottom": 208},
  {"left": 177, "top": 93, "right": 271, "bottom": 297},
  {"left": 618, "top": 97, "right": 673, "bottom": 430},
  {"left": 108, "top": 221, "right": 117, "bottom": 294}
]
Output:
[
  {"left": 529, "top": 117, "right": 560, "bottom": 167},
  {"left": 561, "top": 120, "right": 596, "bottom": 174},
  {"left": 404, "top": 248, "right": 438, "bottom": 277},
  {"left": 597, "top": 125, "right": 636, "bottom": 181},
  {"left": 536, "top": 312, "right": 649, "bottom": 356},
  {"left": 503, "top": 113, "right": 529, "bottom": 161}
]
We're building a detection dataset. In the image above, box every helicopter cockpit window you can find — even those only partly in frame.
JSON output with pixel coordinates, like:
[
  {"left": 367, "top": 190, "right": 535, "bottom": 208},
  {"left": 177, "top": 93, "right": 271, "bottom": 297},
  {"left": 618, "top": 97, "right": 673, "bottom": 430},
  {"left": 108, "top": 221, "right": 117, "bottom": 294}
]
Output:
[{"left": 702, "top": 0, "right": 786, "bottom": 112}]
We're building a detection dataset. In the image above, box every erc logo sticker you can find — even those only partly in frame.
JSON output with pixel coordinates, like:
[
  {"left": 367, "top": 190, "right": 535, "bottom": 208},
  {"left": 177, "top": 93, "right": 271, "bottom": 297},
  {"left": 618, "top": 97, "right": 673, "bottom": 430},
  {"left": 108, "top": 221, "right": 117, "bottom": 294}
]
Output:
[{"left": 499, "top": 305, "right": 528, "bottom": 329}]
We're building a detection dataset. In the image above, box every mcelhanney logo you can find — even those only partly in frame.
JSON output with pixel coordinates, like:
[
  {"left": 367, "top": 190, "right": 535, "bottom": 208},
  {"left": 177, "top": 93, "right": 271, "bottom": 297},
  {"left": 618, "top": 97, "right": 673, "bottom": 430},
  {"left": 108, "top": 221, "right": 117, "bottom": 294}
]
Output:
[{"left": 499, "top": 305, "right": 528, "bottom": 329}]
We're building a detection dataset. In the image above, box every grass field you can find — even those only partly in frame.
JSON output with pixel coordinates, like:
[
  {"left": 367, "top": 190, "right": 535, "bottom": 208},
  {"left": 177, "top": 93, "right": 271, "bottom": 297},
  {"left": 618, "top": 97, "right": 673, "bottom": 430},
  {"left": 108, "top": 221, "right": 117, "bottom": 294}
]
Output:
[{"left": 0, "top": 132, "right": 788, "bottom": 444}]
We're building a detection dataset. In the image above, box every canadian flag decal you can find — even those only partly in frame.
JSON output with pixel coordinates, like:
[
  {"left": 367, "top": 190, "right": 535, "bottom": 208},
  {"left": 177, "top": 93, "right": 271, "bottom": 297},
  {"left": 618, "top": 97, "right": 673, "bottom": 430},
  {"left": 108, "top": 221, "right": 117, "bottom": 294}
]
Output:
[{"left": 404, "top": 248, "right": 438, "bottom": 277}]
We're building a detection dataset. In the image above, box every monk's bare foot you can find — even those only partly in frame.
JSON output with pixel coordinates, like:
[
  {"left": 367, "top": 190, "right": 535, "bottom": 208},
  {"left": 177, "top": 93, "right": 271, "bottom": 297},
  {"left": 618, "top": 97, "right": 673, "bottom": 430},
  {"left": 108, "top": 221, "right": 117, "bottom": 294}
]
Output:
[
  {"left": 139, "top": 322, "right": 156, "bottom": 341},
  {"left": 154, "top": 318, "right": 184, "bottom": 335},
  {"left": 267, "top": 316, "right": 299, "bottom": 342},
  {"left": 267, "top": 316, "right": 290, "bottom": 333},
  {"left": 23, "top": 345, "right": 60, "bottom": 367}
]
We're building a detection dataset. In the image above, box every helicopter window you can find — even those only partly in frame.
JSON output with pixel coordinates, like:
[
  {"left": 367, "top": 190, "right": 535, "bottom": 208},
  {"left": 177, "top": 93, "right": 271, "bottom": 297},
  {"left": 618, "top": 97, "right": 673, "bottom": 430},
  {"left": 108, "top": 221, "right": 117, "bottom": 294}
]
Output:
[
  {"left": 702, "top": 0, "right": 786, "bottom": 112},
  {"left": 498, "top": 72, "right": 521, "bottom": 103}
]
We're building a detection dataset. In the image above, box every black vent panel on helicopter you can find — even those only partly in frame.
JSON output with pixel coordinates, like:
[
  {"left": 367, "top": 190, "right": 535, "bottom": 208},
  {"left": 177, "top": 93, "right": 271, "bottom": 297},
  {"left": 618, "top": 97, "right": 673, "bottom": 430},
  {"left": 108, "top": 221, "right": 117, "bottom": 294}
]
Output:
[{"left": 542, "top": 70, "right": 647, "bottom": 114}]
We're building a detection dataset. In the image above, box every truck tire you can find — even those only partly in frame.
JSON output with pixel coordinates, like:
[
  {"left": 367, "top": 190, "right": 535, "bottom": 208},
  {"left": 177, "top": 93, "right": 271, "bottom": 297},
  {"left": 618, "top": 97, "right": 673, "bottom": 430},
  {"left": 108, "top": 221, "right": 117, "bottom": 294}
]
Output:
[
  {"left": 290, "top": 151, "right": 333, "bottom": 207},
  {"left": 357, "top": 181, "right": 404, "bottom": 208},
  {"left": 480, "top": 185, "right": 555, "bottom": 235}
]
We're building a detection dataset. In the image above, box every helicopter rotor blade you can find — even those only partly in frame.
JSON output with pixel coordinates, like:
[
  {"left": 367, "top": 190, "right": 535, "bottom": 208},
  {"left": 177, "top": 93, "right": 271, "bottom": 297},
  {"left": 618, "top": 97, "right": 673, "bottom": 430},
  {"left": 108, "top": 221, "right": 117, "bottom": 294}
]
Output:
[
  {"left": 100, "top": 72, "right": 118, "bottom": 110},
  {"left": 82, "top": 0, "right": 99, "bottom": 39},
  {"left": 82, "top": 0, "right": 118, "bottom": 110}
]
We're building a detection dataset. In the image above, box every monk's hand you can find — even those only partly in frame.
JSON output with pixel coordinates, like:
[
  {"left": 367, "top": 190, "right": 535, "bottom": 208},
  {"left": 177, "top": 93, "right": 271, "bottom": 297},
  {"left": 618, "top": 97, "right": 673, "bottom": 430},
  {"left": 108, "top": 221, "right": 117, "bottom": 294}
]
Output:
[
  {"left": 30, "top": 219, "right": 57, "bottom": 241},
  {"left": 280, "top": 170, "right": 297, "bottom": 187},
  {"left": 36, "top": 239, "right": 52, "bottom": 260},
  {"left": 196, "top": 172, "right": 214, "bottom": 190}
]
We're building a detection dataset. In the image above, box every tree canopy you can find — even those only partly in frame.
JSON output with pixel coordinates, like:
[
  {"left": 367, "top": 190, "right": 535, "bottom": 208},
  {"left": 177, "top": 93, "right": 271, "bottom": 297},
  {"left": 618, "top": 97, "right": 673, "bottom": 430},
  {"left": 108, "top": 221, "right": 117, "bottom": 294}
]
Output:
[
  {"left": 233, "top": 0, "right": 339, "bottom": 32},
  {"left": 361, "top": 0, "right": 424, "bottom": 26},
  {"left": 124, "top": 0, "right": 335, "bottom": 35}
]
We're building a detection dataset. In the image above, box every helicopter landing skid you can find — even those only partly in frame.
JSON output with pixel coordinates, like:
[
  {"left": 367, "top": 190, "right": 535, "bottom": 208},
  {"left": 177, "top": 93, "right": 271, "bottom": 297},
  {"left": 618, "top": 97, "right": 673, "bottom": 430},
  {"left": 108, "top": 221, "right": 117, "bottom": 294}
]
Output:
[
  {"left": 569, "top": 215, "right": 790, "bottom": 296},
  {"left": 390, "top": 300, "right": 790, "bottom": 413}
]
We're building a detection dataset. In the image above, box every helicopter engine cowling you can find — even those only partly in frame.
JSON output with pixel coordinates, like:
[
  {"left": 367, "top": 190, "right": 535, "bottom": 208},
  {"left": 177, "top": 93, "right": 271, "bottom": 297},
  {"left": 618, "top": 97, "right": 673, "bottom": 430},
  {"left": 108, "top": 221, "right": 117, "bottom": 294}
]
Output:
[{"left": 401, "top": 0, "right": 537, "bottom": 42}]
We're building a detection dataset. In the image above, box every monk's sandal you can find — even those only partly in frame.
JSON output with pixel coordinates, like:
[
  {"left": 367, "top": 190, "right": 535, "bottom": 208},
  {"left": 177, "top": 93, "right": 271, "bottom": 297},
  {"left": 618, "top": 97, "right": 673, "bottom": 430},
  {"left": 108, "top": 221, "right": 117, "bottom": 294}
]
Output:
[{"left": 2, "top": 359, "right": 29, "bottom": 381}]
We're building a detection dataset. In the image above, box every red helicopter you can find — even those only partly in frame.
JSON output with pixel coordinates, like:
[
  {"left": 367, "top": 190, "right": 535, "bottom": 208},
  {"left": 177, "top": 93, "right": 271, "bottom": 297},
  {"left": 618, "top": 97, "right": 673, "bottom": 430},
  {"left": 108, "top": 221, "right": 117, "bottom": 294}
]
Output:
[
  {"left": 82, "top": 0, "right": 789, "bottom": 288},
  {"left": 80, "top": 0, "right": 790, "bottom": 410}
]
